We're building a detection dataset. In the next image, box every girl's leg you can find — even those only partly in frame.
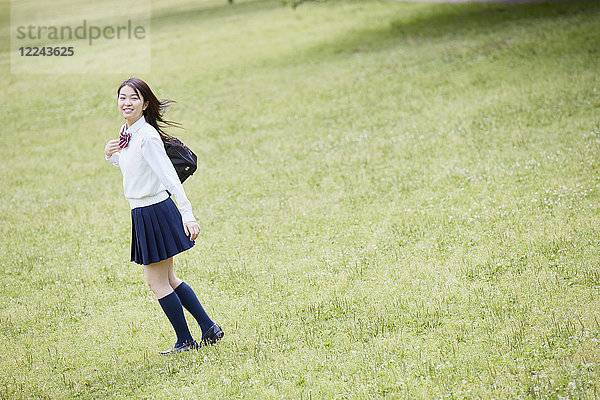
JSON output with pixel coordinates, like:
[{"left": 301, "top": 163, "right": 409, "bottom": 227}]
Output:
[
  {"left": 165, "top": 257, "right": 183, "bottom": 290},
  {"left": 145, "top": 258, "right": 174, "bottom": 298},
  {"left": 167, "top": 258, "right": 215, "bottom": 336},
  {"left": 145, "top": 258, "right": 194, "bottom": 348}
]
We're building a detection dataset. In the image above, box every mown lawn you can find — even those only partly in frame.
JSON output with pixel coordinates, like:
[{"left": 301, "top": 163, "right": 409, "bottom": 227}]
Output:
[{"left": 1, "top": 0, "right": 600, "bottom": 398}]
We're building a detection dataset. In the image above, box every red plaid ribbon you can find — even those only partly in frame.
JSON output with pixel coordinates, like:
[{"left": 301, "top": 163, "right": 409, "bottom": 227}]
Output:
[{"left": 119, "top": 125, "right": 130, "bottom": 150}]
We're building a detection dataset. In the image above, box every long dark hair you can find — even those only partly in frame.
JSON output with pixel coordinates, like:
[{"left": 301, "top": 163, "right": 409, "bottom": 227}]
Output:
[{"left": 117, "top": 77, "right": 181, "bottom": 141}]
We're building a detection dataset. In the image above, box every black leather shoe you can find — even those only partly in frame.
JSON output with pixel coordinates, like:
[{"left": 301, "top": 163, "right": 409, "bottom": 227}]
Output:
[
  {"left": 201, "top": 324, "right": 224, "bottom": 346},
  {"left": 160, "top": 339, "right": 198, "bottom": 355}
]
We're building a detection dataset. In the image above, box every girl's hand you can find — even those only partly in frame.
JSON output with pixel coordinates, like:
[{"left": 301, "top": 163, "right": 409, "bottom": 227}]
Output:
[
  {"left": 105, "top": 139, "right": 120, "bottom": 157},
  {"left": 184, "top": 221, "right": 200, "bottom": 241}
]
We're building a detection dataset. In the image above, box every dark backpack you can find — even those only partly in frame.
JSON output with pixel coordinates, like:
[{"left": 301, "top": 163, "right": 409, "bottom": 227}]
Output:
[{"left": 163, "top": 137, "right": 197, "bottom": 183}]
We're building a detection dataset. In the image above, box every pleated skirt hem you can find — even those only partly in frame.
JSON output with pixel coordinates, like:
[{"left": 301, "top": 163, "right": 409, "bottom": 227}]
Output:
[{"left": 130, "top": 197, "right": 194, "bottom": 265}]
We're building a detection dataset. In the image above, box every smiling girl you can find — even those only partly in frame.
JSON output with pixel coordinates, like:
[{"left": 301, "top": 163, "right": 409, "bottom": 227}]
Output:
[{"left": 104, "top": 77, "right": 223, "bottom": 354}]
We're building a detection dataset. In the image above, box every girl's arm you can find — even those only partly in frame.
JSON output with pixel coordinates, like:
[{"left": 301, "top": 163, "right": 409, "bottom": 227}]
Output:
[
  {"left": 106, "top": 153, "right": 120, "bottom": 167},
  {"left": 105, "top": 139, "right": 120, "bottom": 167},
  {"left": 141, "top": 135, "right": 196, "bottom": 224}
]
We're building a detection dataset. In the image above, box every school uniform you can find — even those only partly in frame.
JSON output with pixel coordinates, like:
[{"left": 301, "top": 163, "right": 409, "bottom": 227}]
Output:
[
  {"left": 106, "top": 115, "right": 195, "bottom": 265},
  {"left": 106, "top": 111, "right": 223, "bottom": 353}
]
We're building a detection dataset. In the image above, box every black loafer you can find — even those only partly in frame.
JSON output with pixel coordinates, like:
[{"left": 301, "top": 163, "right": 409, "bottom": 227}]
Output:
[
  {"left": 201, "top": 323, "right": 224, "bottom": 346},
  {"left": 160, "top": 339, "right": 198, "bottom": 355}
]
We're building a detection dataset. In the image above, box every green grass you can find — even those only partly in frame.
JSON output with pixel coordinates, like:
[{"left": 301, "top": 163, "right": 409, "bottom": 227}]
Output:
[{"left": 1, "top": 0, "right": 600, "bottom": 397}]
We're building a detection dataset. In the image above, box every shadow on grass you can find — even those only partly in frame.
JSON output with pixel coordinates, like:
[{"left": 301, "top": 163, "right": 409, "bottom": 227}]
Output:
[
  {"left": 151, "top": 0, "right": 282, "bottom": 28},
  {"left": 302, "top": 0, "right": 599, "bottom": 58}
]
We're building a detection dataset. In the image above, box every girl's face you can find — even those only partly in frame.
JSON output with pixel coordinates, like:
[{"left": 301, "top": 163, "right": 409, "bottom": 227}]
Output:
[{"left": 118, "top": 85, "right": 148, "bottom": 124}]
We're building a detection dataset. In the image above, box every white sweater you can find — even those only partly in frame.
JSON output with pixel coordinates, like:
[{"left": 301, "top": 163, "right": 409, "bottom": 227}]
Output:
[{"left": 106, "top": 116, "right": 195, "bottom": 224}]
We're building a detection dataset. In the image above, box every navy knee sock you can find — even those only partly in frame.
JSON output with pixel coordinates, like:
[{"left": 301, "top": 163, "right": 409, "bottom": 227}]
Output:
[
  {"left": 158, "top": 291, "right": 194, "bottom": 346},
  {"left": 174, "top": 282, "right": 214, "bottom": 335}
]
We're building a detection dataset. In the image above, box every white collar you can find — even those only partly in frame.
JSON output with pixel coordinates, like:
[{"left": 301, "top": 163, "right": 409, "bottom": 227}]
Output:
[{"left": 124, "top": 115, "right": 147, "bottom": 135}]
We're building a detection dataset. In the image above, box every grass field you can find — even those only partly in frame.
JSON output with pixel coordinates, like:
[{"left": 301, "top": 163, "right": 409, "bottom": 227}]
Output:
[{"left": 1, "top": 0, "right": 600, "bottom": 398}]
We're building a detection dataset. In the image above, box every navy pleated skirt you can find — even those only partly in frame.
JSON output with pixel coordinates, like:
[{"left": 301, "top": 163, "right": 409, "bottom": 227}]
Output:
[{"left": 130, "top": 197, "right": 195, "bottom": 265}]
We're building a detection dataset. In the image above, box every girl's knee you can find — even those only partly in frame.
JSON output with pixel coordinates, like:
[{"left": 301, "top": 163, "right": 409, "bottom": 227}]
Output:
[
  {"left": 168, "top": 274, "right": 182, "bottom": 289},
  {"left": 145, "top": 276, "right": 170, "bottom": 297}
]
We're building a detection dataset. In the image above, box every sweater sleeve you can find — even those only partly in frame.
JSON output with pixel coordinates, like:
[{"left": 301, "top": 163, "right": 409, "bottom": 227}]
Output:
[
  {"left": 141, "top": 135, "right": 196, "bottom": 224},
  {"left": 105, "top": 152, "right": 120, "bottom": 167}
]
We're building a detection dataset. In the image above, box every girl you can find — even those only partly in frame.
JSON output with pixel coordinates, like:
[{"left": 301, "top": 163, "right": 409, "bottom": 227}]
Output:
[{"left": 104, "top": 77, "right": 223, "bottom": 355}]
